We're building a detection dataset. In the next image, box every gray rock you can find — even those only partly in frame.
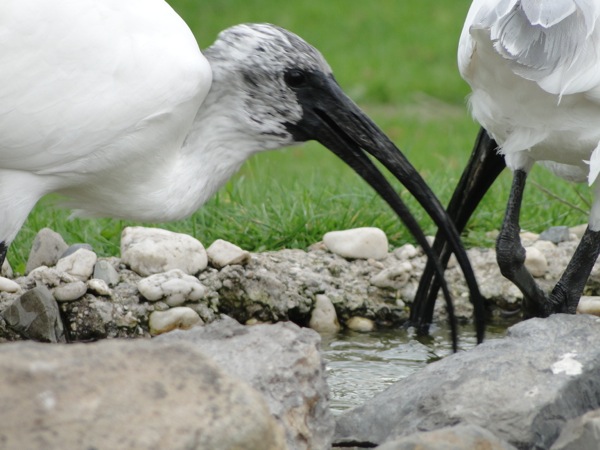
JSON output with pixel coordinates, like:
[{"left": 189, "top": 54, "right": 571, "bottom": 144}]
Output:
[
  {"left": 25, "top": 228, "right": 69, "bottom": 274},
  {"left": 1, "top": 286, "right": 65, "bottom": 342},
  {"left": 540, "top": 226, "right": 572, "bottom": 244},
  {"left": 93, "top": 259, "right": 120, "bottom": 286},
  {"left": 121, "top": 226, "right": 208, "bottom": 276},
  {"left": 334, "top": 314, "right": 600, "bottom": 449},
  {"left": 0, "top": 339, "right": 286, "bottom": 450},
  {"left": 158, "top": 317, "right": 334, "bottom": 450},
  {"left": 551, "top": 409, "right": 600, "bottom": 450},
  {"left": 55, "top": 248, "right": 98, "bottom": 281},
  {"left": 60, "top": 243, "right": 94, "bottom": 259},
  {"left": 375, "top": 424, "right": 517, "bottom": 450}
]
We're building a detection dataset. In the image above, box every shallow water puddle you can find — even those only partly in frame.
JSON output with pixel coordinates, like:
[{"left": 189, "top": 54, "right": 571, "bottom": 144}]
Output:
[{"left": 320, "top": 323, "right": 510, "bottom": 414}]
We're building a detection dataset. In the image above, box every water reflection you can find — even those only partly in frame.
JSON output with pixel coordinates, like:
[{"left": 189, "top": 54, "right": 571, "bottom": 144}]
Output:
[{"left": 320, "top": 323, "right": 510, "bottom": 414}]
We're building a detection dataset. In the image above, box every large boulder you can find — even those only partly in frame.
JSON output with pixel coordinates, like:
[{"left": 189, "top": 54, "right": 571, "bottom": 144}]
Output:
[
  {"left": 335, "top": 314, "right": 600, "bottom": 449},
  {"left": 0, "top": 338, "right": 285, "bottom": 450},
  {"left": 158, "top": 317, "right": 334, "bottom": 450}
]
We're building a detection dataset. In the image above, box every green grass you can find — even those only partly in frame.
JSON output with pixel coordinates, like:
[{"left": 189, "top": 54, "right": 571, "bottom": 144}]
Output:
[{"left": 8, "top": 0, "right": 592, "bottom": 273}]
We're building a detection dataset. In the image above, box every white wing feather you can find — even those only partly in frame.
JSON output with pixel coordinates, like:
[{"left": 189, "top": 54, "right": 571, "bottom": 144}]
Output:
[{"left": 0, "top": 0, "right": 210, "bottom": 174}]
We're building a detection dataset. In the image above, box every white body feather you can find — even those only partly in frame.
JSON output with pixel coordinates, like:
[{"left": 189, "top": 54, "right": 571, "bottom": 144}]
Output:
[
  {"left": 0, "top": 0, "right": 217, "bottom": 243},
  {"left": 459, "top": 0, "right": 600, "bottom": 228}
]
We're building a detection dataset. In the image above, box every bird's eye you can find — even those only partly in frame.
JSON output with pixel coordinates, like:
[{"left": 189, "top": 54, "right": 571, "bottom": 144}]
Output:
[{"left": 284, "top": 69, "right": 308, "bottom": 88}]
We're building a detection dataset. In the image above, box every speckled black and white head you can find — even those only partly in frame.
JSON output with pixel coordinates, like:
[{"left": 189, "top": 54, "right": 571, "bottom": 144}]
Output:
[
  {"left": 201, "top": 24, "right": 483, "bottom": 332},
  {"left": 203, "top": 23, "right": 332, "bottom": 146}
]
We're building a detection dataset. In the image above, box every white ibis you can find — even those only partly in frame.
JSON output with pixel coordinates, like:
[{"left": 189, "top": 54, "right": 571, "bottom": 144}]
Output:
[
  {"left": 413, "top": 0, "right": 600, "bottom": 331},
  {"left": 0, "top": 0, "right": 484, "bottom": 343}
]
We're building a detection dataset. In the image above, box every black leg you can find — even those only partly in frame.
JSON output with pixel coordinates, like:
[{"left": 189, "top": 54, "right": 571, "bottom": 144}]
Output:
[
  {"left": 0, "top": 241, "right": 7, "bottom": 274},
  {"left": 495, "top": 169, "right": 547, "bottom": 318},
  {"left": 548, "top": 227, "right": 600, "bottom": 314},
  {"left": 410, "top": 128, "right": 504, "bottom": 342}
]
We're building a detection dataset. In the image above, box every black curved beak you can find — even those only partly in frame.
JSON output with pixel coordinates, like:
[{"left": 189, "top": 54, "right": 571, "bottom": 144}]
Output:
[{"left": 286, "top": 73, "right": 485, "bottom": 346}]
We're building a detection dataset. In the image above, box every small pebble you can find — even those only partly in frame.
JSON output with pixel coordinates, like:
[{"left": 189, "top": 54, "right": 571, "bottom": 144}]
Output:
[
  {"left": 207, "top": 239, "right": 251, "bottom": 268},
  {"left": 53, "top": 281, "right": 87, "bottom": 302},
  {"left": 323, "top": 227, "right": 388, "bottom": 260},
  {"left": 570, "top": 224, "right": 588, "bottom": 240},
  {"left": 138, "top": 269, "right": 206, "bottom": 307},
  {"left": 55, "top": 249, "right": 97, "bottom": 282},
  {"left": 309, "top": 294, "right": 340, "bottom": 333},
  {"left": 0, "top": 277, "right": 20, "bottom": 293},
  {"left": 93, "top": 260, "right": 120, "bottom": 287},
  {"left": 346, "top": 316, "right": 374, "bottom": 332},
  {"left": 149, "top": 307, "right": 202, "bottom": 336},
  {"left": 577, "top": 297, "right": 600, "bottom": 316},
  {"left": 120, "top": 226, "right": 208, "bottom": 276},
  {"left": 87, "top": 279, "right": 111, "bottom": 297},
  {"left": 524, "top": 247, "right": 548, "bottom": 278}
]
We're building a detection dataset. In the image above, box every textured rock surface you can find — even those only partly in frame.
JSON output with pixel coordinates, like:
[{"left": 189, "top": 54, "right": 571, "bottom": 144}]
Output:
[
  {"left": 0, "top": 339, "right": 286, "bottom": 450},
  {"left": 334, "top": 314, "right": 600, "bottom": 449},
  {"left": 1, "top": 286, "right": 65, "bottom": 343},
  {"left": 158, "top": 317, "right": 334, "bottom": 450},
  {"left": 551, "top": 409, "right": 600, "bottom": 450},
  {"left": 375, "top": 424, "right": 517, "bottom": 450}
]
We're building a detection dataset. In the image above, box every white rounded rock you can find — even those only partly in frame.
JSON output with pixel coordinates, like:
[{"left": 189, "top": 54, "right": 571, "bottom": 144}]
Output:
[
  {"left": 0, "top": 277, "right": 20, "bottom": 293},
  {"left": 346, "top": 316, "right": 375, "bottom": 332},
  {"left": 55, "top": 249, "right": 97, "bottom": 282},
  {"left": 53, "top": 281, "right": 87, "bottom": 302},
  {"left": 394, "top": 243, "right": 418, "bottom": 260},
  {"left": 309, "top": 294, "right": 340, "bottom": 333},
  {"left": 323, "top": 227, "right": 388, "bottom": 260},
  {"left": 577, "top": 296, "right": 600, "bottom": 316},
  {"left": 138, "top": 269, "right": 207, "bottom": 307},
  {"left": 524, "top": 246, "right": 548, "bottom": 278},
  {"left": 87, "top": 279, "right": 112, "bottom": 297},
  {"left": 121, "top": 227, "right": 207, "bottom": 276},
  {"left": 207, "top": 239, "right": 251, "bottom": 269},
  {"left": 149, "top": 307, "right": 202, "bottom": 336}
]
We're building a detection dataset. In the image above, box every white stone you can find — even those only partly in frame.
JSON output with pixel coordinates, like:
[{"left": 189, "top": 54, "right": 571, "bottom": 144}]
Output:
[
  {"left": 0, "top": 277, "right": 20, "bottom": 293},
  {"left": 577, "top": 296, "right": 600, "bottom": 316},
  {"left": 149, "top": 307, "right": 202, "bottom": 336},
  {"left": 87, "top": 279, "right": 112, "bottom": 297},
  {"left": 138, "top": 269, "right": 206, "bottom": 307},
  {"left": 346, "top": 316, "right": 375, "bottom": 332},
  {"left": 309, "top": 294, "right": 340, "bottom": 333},
  {"left": 120, "top": 227, "right": 208, "bottom": 276},
  {"left": 55, "top": 249, "right": 97, "bottom": 282},
  {"left": 53, "top": 281, "right": 87, "bottom": 302},
  {"left": 207, "top": 239, "right": 251, "bottom": 268},
  {"left": 370, "top": 262, "right": 413, "bottom": 289},
  {"left": 524, "top": 246, "right": 548, "bottom": 278},
  {"left": 28, "top": 266, "right": 78, "bottom": 287},
  {"left": 323, "top": 227, "right": 388, "bottom": 260}
]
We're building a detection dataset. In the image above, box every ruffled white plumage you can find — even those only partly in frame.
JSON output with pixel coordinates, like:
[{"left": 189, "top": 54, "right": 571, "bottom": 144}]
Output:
[{"left": 459, "top": 0, "right": 600, "bottom": 207}]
